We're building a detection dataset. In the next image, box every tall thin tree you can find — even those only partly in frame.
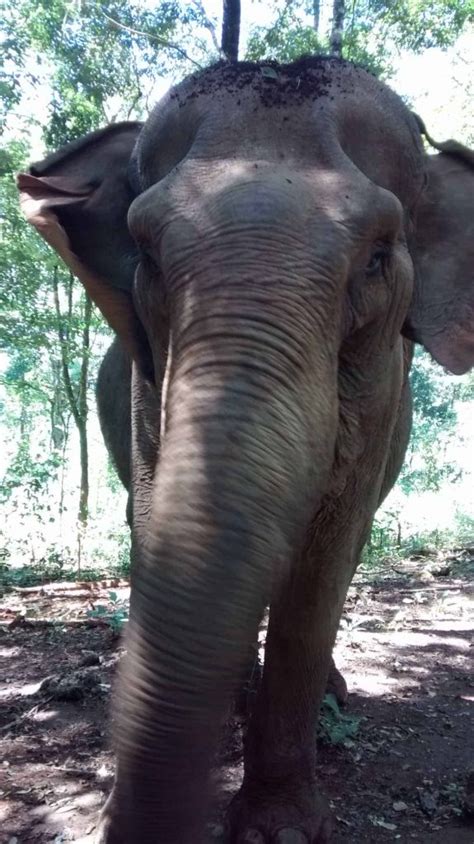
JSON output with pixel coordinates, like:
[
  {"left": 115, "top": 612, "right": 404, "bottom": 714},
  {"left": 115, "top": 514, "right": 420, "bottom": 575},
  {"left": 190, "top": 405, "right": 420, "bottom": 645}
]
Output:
[
  {"left": 313, "top": 0, "right": 321, "bottom": 33},
  {"left": 330, "top": 0, "right": 346, "bottom": 57},
  {"left": 53, "top": 269, "right": 92, "bottom": 570},
  {"left": 221, "top": 0, "right": 241, "bottom": 62}
]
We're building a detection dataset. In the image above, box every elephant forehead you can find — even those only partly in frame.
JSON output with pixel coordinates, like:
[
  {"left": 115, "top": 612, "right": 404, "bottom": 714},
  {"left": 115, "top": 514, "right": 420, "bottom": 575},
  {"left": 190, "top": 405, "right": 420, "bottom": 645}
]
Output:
[
  {"left": 165, "top": 160, "right": 354, "bottom": 206},
  {"left": 133, "top": 151, "right": 402, "bottom": 246},
  {"left": 139, "top": 58, "right": 423, "bottom": 208}
]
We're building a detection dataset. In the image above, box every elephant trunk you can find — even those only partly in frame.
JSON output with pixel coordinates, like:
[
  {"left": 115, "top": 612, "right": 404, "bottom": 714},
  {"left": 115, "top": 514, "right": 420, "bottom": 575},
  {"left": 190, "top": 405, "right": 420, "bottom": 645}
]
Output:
[{"left": 114, "top": 244, "right": 340, "bottom": 840}]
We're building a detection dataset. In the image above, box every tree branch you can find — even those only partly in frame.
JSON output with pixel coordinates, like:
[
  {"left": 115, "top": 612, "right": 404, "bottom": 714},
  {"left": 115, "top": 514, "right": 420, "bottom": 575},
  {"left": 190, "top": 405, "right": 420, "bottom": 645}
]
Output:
[
  {"left": 191, "top": 0, "right": 223, "bottom": 55},
  {"left": 221, "top": 0, "right": 241, "bottom": 62},
  {"left": 101, "top": 11, "right": 203, "bottom": 69},
  {"left": 125, "top": 88, "right": 142, "bottom": 120}
]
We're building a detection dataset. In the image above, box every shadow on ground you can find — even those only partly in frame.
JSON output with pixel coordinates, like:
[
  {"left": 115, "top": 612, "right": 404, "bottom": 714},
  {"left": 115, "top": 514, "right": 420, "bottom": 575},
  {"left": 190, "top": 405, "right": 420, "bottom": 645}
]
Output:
[{"left": 0, "top": 558, "right": 473, "bottom": 842}]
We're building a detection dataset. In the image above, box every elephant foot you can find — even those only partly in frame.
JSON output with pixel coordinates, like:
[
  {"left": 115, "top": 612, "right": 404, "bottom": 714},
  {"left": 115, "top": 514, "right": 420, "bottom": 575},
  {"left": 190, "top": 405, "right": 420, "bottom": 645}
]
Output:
[
  {"left": 94, "top": 789, "right": 125, "bottom": 844},
  {"left": 227, "top": 778, "right": 333, "bottom": 843},
  {"left": 94, "top": 812, "right": 119, "bottom": 844},
  {"left": 325, "top": 658, "right": 348, "bottom": 706},
  {"left": 94, "top": 818, "right": 120, "bottom": 844}
]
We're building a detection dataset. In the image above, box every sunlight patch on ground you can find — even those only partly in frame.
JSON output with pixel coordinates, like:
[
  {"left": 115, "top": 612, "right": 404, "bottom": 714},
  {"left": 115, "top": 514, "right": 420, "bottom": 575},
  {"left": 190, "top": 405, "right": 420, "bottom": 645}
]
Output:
[
  {"left": 30, "top": 708, "right": 60, "bottom": 723},
  {"left": 0, "top": 799, "right": 22, "bottom": 822},
  {"left": 348, "top": 672, "right": 403, "bottom": 696},
  {"left": 0, "top": 679, "right": 43, "bottom": 698},
  {"left": 425, "top": 620, "right": 473, "bottom": 633},
  {"left": 383, "top": 631, "right": 471, "bottom": 650},
  {"left": 0, "top": 646, "right": 21, "bottom": 659}
]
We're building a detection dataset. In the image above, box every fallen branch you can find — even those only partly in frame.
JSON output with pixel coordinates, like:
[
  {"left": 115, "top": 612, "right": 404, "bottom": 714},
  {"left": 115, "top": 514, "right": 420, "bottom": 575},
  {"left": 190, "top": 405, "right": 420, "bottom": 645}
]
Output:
[
  {"left": 11, "top": 589, "right": 102, "bottom": 600},
  {"left": 4, "top": 616, "right": 111, "bottom": 630},
  {"left": 11, "top": 579, "right": 129, "bottom": 593}
]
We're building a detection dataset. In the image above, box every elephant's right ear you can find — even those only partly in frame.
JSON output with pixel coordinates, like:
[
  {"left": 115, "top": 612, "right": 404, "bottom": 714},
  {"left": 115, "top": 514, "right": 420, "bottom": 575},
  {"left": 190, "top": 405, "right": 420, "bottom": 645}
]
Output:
[
  {"left": 17, "top": 121, "right": 152, "bottom": 376},
  {"left": 406, "top": 125, "right": 474, "bottom": 375}
]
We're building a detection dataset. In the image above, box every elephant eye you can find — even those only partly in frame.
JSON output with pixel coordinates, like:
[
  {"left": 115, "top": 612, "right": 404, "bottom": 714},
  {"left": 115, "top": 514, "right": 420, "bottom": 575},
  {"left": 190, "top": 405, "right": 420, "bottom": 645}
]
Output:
[{"left": 366, "top": 245, "right": 389, "bottom": 277}]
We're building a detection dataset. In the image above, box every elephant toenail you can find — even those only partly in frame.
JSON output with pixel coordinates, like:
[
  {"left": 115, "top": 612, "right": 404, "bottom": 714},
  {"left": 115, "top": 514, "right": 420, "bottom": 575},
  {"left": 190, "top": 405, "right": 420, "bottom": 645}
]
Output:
[
  {"left": 273, "top": 829, "right": 307, "bottom": 843},
  {"left": 239, "top": 829, "right": 265, "bottom": 843}
]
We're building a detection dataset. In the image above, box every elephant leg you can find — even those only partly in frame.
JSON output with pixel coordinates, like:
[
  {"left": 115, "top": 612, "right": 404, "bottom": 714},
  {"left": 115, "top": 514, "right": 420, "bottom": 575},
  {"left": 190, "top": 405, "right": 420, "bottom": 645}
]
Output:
[
  {"left": 326, "top": 656, "right": 348, "bottom": 706},
  {"left": 96, "top": 338, "right": 133, "bottom": 493},
  {"left": 227, "top": 530, "right": 365, "bottom": 844},
  {"left": 233, "top": 642, "right": 262, "bottom": 718},
  {"left": 236, "top": 642, "right": 346, "bottom": 720},
  {"left": 227, "top": 378, "right": 410, "bottom": 842}
]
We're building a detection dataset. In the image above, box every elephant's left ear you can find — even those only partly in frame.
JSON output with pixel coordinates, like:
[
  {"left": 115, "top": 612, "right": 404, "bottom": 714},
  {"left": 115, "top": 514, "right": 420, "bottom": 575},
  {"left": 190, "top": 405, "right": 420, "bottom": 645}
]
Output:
[
  {"left": 17, "top": 121, "right": 153, "bottom": 378},
  {"left": 406, "top": 140, "right": 474, "bottom": 375}
]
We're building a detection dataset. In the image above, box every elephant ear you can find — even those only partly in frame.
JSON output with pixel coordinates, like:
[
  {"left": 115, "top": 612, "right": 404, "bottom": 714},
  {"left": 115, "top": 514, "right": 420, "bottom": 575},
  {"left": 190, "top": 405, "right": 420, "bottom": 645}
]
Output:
[
  {"left": 17, "top": 121, "right": 153, "bottom": 378},
  {"left": 407, "top": 130, "right": 474, "bottom": 375}
]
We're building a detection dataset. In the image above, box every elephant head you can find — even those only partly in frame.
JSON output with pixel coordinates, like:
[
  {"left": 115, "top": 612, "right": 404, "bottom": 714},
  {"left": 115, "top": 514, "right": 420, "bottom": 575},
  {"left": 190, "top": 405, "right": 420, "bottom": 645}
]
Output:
[
  {"left": 18, "top": 58, "right": 474, "bottom": 843},
  {"left": 406, "top": 127, "right": 474, "bottom": 373}
]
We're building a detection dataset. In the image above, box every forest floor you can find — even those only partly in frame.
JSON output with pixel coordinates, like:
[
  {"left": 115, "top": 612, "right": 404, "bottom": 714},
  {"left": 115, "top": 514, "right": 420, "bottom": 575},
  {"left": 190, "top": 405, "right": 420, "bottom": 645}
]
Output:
[{"left": 1, "top": 550, "right": 473, "bottom": 844}]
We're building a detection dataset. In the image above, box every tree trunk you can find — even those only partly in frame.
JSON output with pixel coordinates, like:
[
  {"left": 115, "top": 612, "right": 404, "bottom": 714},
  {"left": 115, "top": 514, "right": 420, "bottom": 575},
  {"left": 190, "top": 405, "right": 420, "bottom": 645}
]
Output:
[
  {"left": 221, "top": 0, "right": 240, "bottom": 61},
  {"left": 53, "top": 268, "right": 92, "bottom": 570},
  {"left": 77, "top": 292, "right": 91, "bottom": 531},
  {"left": 58, "top": 414, "right": 70, "bottom": 531},
  {"left": 50, "top": 358, "right": 66, "bottom": 450},
  {"left": 78, "top": 440, "right": 89, "bottom": 529},
  {"left": 330, "top": 0, "right": 346, "bottom": 57},
  {"left": 313, "top": 0, "right": 321, "bottom": 33}
]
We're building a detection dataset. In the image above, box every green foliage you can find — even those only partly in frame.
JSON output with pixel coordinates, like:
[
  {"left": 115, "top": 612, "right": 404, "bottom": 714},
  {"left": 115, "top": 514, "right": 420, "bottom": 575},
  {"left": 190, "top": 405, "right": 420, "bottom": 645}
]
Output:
[
  {"left": 2, "top": 0, "right": 217, "bottom": 146},
  {"left": 88, "top": 590, "right": 129, "bottom": 632},
  {"left": 370, "top": 0, "right": 474, "bottom": 51},
  {"left": 245, "top": 0, "right": 472, "bottom": 76},
  {"left": 0, "top": 559, "right": 130, "bottom": 593},
  {"left": 362, "top": 347, "right": 474, "bottom": 565},
  {"left": 0, "top": 442, "right": 61, "bottom": 504},
  {"left": 246, "top": 4, "right": 324, "bottom": 62},
  {"left": 401, "top": 348, "right": 473, "bottom": 494},
  {"left": 1, "top": 132, "right": 107, "bottom": 539},
  {"left": 319, "top": 693, "right": 361, "bottom": 745},
  {"left": 363, "top": 506, "right": 474, "bottom": 568},
  {"left": 245, "top": 3, "right": 390, "bottom": 76}
]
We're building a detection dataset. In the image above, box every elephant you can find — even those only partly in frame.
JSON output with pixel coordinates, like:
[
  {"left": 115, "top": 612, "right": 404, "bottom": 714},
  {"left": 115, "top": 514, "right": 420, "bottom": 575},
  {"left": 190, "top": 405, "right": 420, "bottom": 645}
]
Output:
[
  {"left": 98, "top": 294, "right": 349, "bottom": 714},
  {"left": 18, "top": 56, "right": 474, "bottom": 843}
]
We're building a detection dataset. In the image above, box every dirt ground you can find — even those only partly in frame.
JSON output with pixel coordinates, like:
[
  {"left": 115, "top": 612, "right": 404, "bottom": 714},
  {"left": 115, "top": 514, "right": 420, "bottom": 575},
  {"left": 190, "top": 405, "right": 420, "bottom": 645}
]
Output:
[{"left": 1, "top": 551, "right": 473, "bottom": 843}]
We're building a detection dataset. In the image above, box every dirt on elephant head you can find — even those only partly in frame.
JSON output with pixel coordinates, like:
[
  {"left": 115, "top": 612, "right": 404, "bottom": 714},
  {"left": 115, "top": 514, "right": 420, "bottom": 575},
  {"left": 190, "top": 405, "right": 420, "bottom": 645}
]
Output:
[{"left": 169, "top": 54, "right": 383, "bottom": 110}]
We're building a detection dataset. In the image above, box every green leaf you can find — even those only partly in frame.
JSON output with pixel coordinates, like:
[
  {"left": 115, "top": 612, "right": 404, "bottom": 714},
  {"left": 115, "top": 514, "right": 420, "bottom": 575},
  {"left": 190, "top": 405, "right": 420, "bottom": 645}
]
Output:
[
  {"left": 260, "top": 66, "right": 279, "bottom": 80},
  {"left": 322, "top": 693, "right": 340, "bottom": 716}
]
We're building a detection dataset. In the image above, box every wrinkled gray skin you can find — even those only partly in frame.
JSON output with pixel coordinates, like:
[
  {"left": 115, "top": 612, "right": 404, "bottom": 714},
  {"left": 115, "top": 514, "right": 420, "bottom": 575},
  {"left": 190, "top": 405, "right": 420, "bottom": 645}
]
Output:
[
  {"left": 97, "top": 335, "right": 347, "bottom": 706},
  {"left": 96, "top": 340, "right": 132, "bottom": 491},
  {"left": 96, "top": 340, "right": 133, "bottom": 522},
  {"left": 18, "top": 58, "right": 474, "bottom": 844}
]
